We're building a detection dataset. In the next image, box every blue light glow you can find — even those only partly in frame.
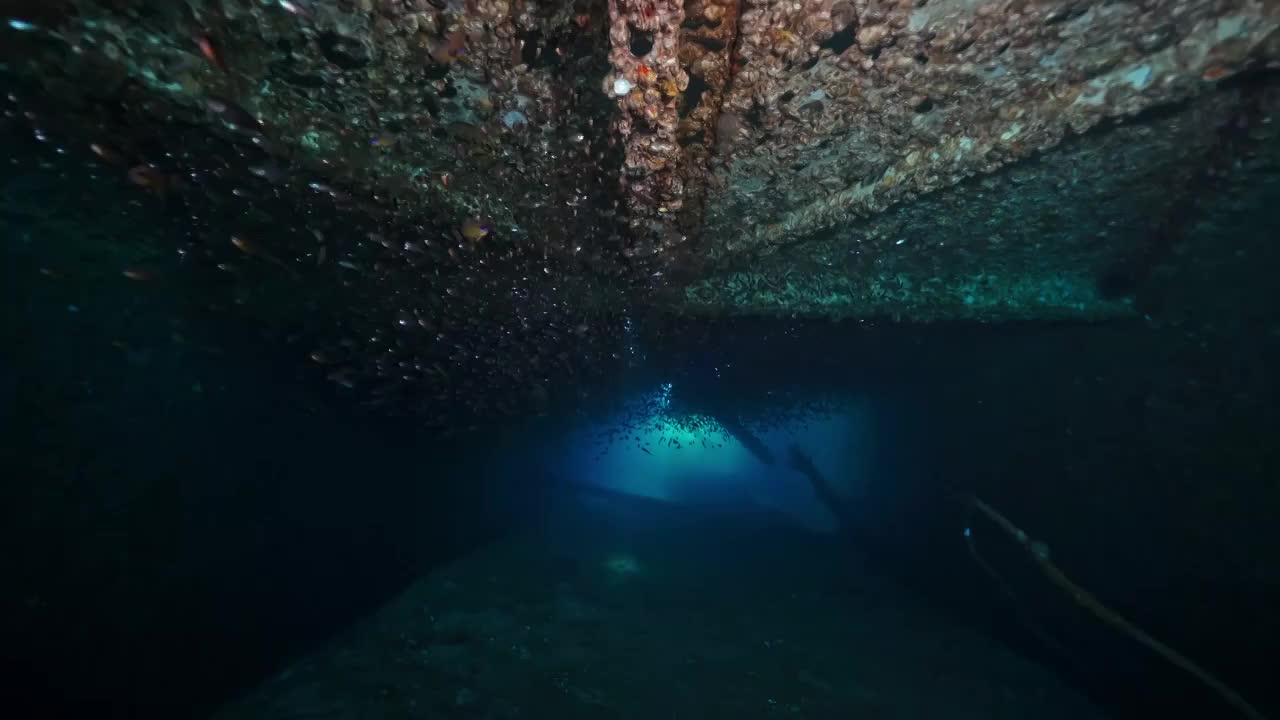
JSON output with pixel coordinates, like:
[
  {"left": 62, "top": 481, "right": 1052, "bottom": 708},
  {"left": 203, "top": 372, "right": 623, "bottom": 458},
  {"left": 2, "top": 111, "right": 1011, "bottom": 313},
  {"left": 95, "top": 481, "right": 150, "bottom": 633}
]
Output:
[{"left": 551, "top": 385, "right": 874, "bottom": 533}]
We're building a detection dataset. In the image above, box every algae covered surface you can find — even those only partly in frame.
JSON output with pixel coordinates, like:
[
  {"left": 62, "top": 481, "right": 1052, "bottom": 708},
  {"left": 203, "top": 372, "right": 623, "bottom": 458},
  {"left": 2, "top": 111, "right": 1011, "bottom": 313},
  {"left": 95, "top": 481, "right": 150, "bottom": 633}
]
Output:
[{"left": 216, "top": 490, "right": 1103, "bottom": 720}]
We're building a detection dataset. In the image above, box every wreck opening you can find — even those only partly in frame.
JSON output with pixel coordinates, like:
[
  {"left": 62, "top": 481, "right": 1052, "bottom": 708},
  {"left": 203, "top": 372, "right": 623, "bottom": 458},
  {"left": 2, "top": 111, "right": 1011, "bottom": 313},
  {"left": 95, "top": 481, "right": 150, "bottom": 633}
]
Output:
[{"left": 2, "top": 1, "right": 1279, "bottom": 719}]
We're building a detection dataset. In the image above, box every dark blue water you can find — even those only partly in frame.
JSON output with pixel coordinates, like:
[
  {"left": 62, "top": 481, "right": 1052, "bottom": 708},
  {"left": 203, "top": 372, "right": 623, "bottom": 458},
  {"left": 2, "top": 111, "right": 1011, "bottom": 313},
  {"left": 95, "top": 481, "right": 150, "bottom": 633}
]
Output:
[
  {"left": 2, "top": 20, "right": 1278, "bottom": 720},
  {"left": 6, "top": 252, "right": 1277, "bottom": 718}
]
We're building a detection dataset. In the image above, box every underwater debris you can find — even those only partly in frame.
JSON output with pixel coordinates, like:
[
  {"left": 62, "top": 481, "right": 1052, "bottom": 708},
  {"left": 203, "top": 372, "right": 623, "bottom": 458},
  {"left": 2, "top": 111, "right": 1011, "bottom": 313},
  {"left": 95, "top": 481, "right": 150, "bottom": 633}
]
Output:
[
  {"left": 205, "top": 97, "right": 262, "bottom": 133},
  {"left": 716, "top": 415, "right": 775, "bottom": 465},
  {"left": 460, "top": 218, "right": 490, "bottom": 242},
  {"left": 195, "top": 34, "right": 227, "bottom": 73},
  {"left": 0, "top": 0, "right": 1273, "bottom": 432},
  {"left": 126, "top": 164, "right": 177, "bottom": 197},
  {"left": 966, "top": 497, "right": 1271, "bottom": 720},
  {"left": 88, "top": 143, "right": 123, "bottom": 164},
  {"left": 277, "top": 0, "right": 314, "bottom": 21},
  {"left": 429, "top": 29, "right": 469, "bottom": 66}
]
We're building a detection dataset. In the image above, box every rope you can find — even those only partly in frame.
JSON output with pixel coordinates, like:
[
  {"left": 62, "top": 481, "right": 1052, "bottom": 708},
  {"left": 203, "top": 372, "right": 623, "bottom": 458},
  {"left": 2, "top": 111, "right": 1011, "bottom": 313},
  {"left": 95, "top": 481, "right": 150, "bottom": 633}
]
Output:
[{"left": 967, "top": 495, "right": 1268, "bottom": 720}]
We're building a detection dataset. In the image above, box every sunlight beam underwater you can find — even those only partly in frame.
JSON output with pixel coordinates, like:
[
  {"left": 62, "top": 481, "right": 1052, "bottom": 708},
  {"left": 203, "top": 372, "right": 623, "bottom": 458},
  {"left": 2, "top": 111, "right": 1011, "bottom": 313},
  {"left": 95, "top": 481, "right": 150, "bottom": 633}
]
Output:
[{"left": 554, "top": 383, "right": 872, "bottom": 534}]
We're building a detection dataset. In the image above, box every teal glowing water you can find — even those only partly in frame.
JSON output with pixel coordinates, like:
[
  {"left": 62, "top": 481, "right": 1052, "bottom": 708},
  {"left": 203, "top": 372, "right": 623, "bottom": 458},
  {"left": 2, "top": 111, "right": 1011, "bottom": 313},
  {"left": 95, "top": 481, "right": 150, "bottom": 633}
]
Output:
[{"left": 553, "top": 385, "right": 875, "bottom": 533}]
